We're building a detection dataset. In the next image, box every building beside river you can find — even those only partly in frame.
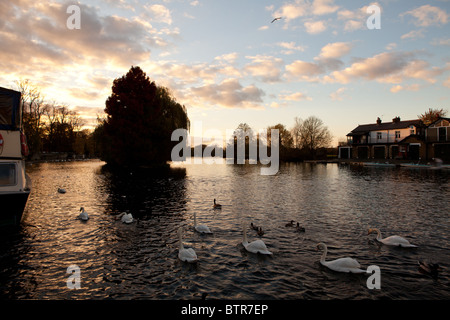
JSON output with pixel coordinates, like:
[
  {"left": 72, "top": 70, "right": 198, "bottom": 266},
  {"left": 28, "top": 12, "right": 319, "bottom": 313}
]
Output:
[{"left": 339, "top": 116, "right": 450, "bottom": 162}]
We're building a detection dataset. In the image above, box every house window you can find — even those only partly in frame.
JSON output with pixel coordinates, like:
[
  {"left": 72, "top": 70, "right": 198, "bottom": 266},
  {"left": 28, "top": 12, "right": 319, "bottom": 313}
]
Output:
[
  {"left": 377, "top": 132, "right": 382, "bottom": 140},
  {"left": 439, "top": 127, "right": 446, "bottom": 142},
  {"left": 395, "top": 131, "right": 401, "bottom": 139}
]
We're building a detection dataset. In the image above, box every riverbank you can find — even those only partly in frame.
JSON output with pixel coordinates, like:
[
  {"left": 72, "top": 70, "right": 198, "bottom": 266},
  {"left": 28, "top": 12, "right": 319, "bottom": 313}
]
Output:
[{"left": 305, "top": 158, "right": 450, "bottom": 169}]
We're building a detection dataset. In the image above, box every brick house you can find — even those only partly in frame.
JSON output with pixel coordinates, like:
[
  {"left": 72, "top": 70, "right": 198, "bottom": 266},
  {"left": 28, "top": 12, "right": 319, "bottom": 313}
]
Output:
[{"left": 339, "top": 116, "right": 450, "bottom": 162}]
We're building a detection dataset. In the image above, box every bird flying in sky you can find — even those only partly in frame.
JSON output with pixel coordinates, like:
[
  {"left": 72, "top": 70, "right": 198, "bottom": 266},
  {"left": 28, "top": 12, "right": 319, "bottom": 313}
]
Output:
[{"left": 271, "top": 17, "right": 282, "bottom": 23}]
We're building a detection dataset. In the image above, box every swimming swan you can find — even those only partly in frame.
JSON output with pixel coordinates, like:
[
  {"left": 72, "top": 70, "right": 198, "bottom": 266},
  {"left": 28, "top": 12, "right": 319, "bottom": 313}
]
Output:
[
  {"left": 368, "top": 228, "right": 417, "bottom": 247},
  {"left": 119, "top": 212, "right": 134, "bottom": 224},
  {"left": 316, "top": 243, "right": 365, "bottom": 273},
  {"left": 242, "top": 224, "right": 272, "bottom": 255},
  {"left": 194, "top": 212, "right": 212, "bottom": 234},
  {"left": 178, "top": 227, "right": 198, "bottom": 263},
  {"left": 78, "top": 207, "right": 89, "bottom": 221},
  {"left": 213, "top": 199, "right": 222, "bottom": 209}
]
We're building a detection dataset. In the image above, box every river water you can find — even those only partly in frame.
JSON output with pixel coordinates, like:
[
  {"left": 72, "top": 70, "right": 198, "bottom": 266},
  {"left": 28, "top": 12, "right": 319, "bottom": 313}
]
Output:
[{"left": 1, "top": 159, "right": 449, "bottom": 300}]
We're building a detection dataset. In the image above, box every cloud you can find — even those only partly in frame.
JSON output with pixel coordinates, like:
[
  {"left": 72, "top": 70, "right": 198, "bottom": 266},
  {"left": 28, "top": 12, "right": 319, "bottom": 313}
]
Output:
[
  {"left": 214, "top": 52, "right": 239, "bottom": 64},
  {"left": 329, "top": 87, "right": 347, "bottom": 100},
  {"left": 337, "top": 2, "right": 381, "bottom": 31},
  {"left": 280, "top": 92, "right": 312, "bottom": 101},
  {"left": 277, "top": 42, "right": 305, "bottom": 55},
  {"left": 0, "top": 0, "right": 177, "bottom": 77},
  {"left": 401, "top": 29, "right": 425, "bottom": 40},
  {"left": 318, "top": 42, "right": 352, "bottom": 59},
  {"left": 273, "top": 0, "right": 338, "bottom": 22},
  {"left": 285, "top": 60, "right": 324, "bottom": 82},
  {"left": 190, "top": 79, "right": 265, "bottom": 109},
  {"left": 143, "top": 4, "right": 173, "bottom": 25},
  {"left": 402, "top": 5, "right": 448, "bottom": 27},
  {"left": 304, "top": 20, "right": 327, "bottom": 34},
  {"left": 390, "top": 84, "right": 421, "bottom": 93},
  {"left": 444, "top": 77, "right": 450, "bottom": 88},
  {"left": 274, "top": 0, "right": 309, "bottom": 22},
  {"left": 324, "top": 51, "right": 446, "bottom": 84},
  {"left": 311, "top": 0, "right": 339, "bottom": 16},
  {"left": 285, "top": 42, "right": 352, "bottom": 81},
  {"left": 244, "top": 55, "right": 284, "bottom": 82},
  {"left": 431, "top": 38, "right": 450, "bottom": 46}
]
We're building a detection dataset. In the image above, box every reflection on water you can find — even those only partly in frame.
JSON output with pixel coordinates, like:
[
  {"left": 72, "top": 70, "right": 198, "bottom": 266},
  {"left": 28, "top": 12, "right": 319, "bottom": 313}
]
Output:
[{"left": 0, "top": 159, "right": 449, "bottom": 299}]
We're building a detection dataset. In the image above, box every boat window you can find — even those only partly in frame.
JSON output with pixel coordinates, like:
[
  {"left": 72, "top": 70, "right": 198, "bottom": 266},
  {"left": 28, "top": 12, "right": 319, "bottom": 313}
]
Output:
[
  {"left": 0, "top": 95, "right": 13, "bottom": 126},
  {"left": 0, "top": 163, "right": 16, "bottom": 186}
]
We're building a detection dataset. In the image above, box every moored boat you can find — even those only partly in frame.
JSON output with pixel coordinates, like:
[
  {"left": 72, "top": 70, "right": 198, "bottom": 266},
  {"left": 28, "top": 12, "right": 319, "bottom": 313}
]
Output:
[{"left": 0, "top": 86, "right": 31, "bottom": 227}]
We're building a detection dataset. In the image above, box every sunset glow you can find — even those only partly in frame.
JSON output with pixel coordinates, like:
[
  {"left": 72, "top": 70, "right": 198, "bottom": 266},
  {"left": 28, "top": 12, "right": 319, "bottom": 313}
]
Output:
[{"left": 1, "top": 0, "right": 449, "bottom": 144}]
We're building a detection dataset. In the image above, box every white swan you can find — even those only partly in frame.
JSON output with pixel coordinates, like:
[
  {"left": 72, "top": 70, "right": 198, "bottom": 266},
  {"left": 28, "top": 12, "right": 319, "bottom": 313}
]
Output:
[
  {"left": 78, "top": 207, "right": 89, "bottom": 221},
  {"left": 118, "top": 212, "right": 134, "bottom": 224},
  {"left": 316, "top": 243, "right": 365, "bottom": 273},
  {"left": 178, "top": 227, "right": 198, "bottom": 263},
  {"left": 194, "top": 212, "right": 212, "bottom": 234},
  {"left": 368, "top": 228, "right": 417, "bottom": 247},
  {"left": 242, "top": 224, "right": 272, "bottom": 255}
]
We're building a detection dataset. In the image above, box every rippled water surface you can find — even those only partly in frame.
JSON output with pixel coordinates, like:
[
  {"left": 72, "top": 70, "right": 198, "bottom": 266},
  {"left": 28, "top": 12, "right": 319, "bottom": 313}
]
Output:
[{"left": 1, "top": 159, "right": 449, "bottom": 300}]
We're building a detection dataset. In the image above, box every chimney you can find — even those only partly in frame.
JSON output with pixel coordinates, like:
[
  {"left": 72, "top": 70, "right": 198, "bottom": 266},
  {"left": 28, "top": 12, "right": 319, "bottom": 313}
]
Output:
[
  {"left": 376, "top": 117, "right": 382, "bottom": 125},
  {"left": 392, "top": 116, "right": 400, "bottom": 123}
]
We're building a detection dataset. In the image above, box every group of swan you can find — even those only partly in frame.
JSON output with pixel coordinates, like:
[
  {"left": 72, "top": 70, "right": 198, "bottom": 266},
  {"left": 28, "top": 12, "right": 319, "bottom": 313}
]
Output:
[
  {"left": 316, "top": 228, "right": 418, "bottom": 273},
  {"left": 178, "top": 223, "right": 272, "bottom": 263},
  {"left": 180, "top": 219, "right": 419, "bottom": 275},
  {"left": 77, "top": 207, "right": 134, "bottom": 224}
]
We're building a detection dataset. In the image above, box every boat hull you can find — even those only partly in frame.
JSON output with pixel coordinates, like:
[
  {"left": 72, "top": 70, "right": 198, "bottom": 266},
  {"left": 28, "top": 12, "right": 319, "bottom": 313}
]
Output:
[{"left": 0, "top": 191, "right": 30, "bottom": 227}]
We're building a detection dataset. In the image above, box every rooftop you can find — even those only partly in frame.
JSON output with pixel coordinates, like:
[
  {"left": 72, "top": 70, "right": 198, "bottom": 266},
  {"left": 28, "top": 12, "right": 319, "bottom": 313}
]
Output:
[{"left": 347, "top": 117, "right": 423, "bottom": 136}]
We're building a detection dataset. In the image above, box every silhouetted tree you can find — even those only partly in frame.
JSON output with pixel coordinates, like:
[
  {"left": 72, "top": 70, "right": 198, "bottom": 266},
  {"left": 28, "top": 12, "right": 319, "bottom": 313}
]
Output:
[
  {"left": 418, "top": 108, "right": 448, "bottom": 126},
  {"left": 294, "top": 116, "right": 332, "bottom": 159},
  {"left": 16, "top": 79, "right": 45, "bottom": 157},
  {"left": 101, "top": 66, "right": 189, "bottom": 167},
  {"left": 267, "top": 123, "right": 293, "bottom": 149}
]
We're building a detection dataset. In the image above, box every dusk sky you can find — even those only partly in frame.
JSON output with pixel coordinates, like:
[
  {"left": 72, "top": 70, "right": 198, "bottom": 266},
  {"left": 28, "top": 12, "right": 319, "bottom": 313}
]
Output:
[{"left": 1, "top": 0, "right": 450, "bottom": 145}]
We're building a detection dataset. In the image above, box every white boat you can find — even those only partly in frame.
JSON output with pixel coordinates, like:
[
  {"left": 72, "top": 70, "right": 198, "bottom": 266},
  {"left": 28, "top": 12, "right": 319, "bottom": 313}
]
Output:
[{"left": 0, "top": 87, "right": 31, "bottom": 227}]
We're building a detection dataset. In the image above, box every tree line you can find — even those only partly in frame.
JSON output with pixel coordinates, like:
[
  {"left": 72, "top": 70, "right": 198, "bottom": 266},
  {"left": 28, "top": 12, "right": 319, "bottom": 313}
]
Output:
[
  {"left": 17, "top": 79, "right": 96, "bottom": 159},
  {"left": 225, "top": 117, "right": 334, "bottom": 162},
  {"left": 16, "top": 67, "right": 336, "bottom": 165},
  {"left": 17, "top": 68, "right": 446, "bottom": 166}
]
